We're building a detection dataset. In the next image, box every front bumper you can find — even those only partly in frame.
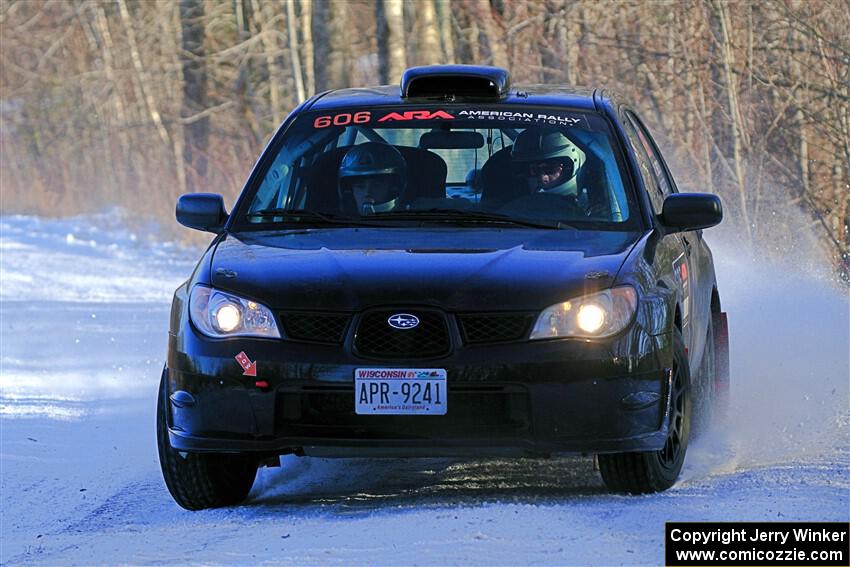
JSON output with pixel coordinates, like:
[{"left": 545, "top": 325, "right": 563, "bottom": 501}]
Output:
[{"left": 165, "top": 321, "right": 674, "bottom": 457}]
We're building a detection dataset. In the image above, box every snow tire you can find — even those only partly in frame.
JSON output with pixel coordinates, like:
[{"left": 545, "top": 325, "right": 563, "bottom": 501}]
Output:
[
  {"left": 597, "top": 327, "right": 692, "bottom": 494},
  {"left": 156, "top": 368, "right": 258, "bottom": 510},
  {"left": 712, "top": 312, "right": 731, "bottom": 425},
  {"left": 691, "top": 318, "right": 716, "bottom": 438}
]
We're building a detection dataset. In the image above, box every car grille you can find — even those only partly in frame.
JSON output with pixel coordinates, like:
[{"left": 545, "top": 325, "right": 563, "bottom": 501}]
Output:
[
  {"left": 458, "top": 313, "right": 534, "bottom": 344},
  {"left": 281, "top": 312, "right": 351, "bottom": 344},
  {"left": 354, "top": 309, "right": 450, "bottom": 359}
]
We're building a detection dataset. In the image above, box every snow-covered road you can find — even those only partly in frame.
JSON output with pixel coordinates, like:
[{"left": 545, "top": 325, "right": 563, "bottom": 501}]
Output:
[{"left": 1, "top": 214, "right": 848, "bottom": 565}]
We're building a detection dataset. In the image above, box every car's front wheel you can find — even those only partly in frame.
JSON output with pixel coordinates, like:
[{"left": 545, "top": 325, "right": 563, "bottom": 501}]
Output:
[
  {"left": 156, "top": 368, "right": 258, "bottom": 510},
  {"left": 597, "top": 327, "right": 692, "bottom": 494}
]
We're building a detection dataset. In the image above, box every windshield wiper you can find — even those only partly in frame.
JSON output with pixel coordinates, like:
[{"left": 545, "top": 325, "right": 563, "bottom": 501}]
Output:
[
  {"left": 368, "top": 208, "right": 573, "bottom": 230},
  {"left": 248, "top": 207, "right": 573, "bottom": 230},
  {"left": 246, "top": 208, "right": 380, "bottom": 227}
]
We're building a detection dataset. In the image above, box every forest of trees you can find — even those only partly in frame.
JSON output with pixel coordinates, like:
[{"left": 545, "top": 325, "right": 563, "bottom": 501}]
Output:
[{"left": 1, "top": 0, "right": 848, "bottom": 272}]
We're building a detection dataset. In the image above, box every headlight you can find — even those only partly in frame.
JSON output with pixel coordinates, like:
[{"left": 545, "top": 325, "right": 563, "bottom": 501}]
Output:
[
  {"left": 189, "top": 285, "right": 280, "bottom": 339},
  {"left": 529, "top": 286, "right": 637, "bottom": 340}
]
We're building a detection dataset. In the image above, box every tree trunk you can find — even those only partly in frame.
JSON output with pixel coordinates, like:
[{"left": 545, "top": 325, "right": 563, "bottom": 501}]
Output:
[
  {"left": 376, "top": 0, "right": 406, "bottom": 84},
  {"left": 471, "top": 0, "right": 508, "bottom": 68},
  {"left": 254, "top": 0, "right": 285, "bottom": 122},
  {"left": 416, "top": 0, "right": 441, "bottom": 65},
  {"left": 117, "top": 0, "right": 171, "bottom": 148},
  {"left": 117, "top": 0, "right": 185, "bottom": 198},
  {"left": 461, "top": 4, "right": 480, "bottom": 62},
  {"left": 436, "top": 0, "right": 455, "bottom": 63},
  {"left": 716, "top": 0, "right": 752, "bottom": 240},
  {"left": 180, "top": 0, "right": 209, "bottom": 191},
  {"left": 314, "top": 0, "right": 348, "bottom": 90},
  {"left": 790, "top": 29, "right": 810, "bottom": 202},
  {"left": 93, "top": 4, "right": 129, "bottom": 162},
  {"left": 299, "top": 0, "right": 316, "bottom": 96},
  {"left": 286, "top": 0, "right": 306, "bottom": 102}
]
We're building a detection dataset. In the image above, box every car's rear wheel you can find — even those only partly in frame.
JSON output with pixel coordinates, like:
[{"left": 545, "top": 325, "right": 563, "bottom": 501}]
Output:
[
  {"left": 598, "top": 327, "right": 692, "bottom": 494},
  {"left": 156, "top": 368, "right": 258, "bottom": 510},
  {"left": 691, "top": 318, "right": 716, "bottom": 438},
  {"left": 712, "top": 312, "right": 731, "bottom": 425}
]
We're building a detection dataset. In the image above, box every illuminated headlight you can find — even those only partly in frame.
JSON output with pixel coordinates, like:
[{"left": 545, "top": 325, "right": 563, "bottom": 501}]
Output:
[
  {"left": 530, "top": 287, "right": 638, "bottom": 340},
  {"left": 189, "top": 285, "right": 280, "bottom": 339}
]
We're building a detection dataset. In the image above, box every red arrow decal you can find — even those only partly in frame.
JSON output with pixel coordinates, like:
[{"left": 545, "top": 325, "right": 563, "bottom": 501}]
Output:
[{"left": 235, "top": 351, "right": 257, "bottom": 377}]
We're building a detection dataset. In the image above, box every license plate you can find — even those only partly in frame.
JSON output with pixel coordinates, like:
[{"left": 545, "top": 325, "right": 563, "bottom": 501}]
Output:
[{"left": 355, "top": 368, "right": 447, "bottom": 415}]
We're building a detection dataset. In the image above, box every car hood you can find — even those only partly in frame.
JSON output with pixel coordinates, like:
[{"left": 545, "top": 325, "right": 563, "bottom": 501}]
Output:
[{"left": 210, "top": 228, "right": 640, "bottom": 311}]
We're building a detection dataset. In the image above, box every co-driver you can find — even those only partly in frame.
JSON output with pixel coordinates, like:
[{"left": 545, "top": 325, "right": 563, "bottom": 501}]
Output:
[{"left": 511, "top": 126, "right": 586, "bottom": 198}]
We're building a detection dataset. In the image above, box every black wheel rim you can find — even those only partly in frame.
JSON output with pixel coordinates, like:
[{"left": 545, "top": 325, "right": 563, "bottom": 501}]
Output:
[{"left": 658, "top": 361, "right": 686, "bottom": 470}]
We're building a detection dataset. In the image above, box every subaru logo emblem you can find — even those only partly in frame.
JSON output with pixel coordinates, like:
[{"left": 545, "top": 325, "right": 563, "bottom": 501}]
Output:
[{"left": 388, "top": 313, "right": 419, "bottom": 330}]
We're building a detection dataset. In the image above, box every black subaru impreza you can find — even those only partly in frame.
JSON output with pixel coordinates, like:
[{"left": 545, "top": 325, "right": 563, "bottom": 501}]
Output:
[{"left": 158, "top": 65, "right": 730, "bottom": 510}]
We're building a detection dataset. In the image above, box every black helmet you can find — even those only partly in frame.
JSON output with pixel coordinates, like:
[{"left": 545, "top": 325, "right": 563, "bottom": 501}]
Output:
[
  {"left": 511, "top": 127, "right": 585, "bottom": 193},
  {"left": 338, "top": 143, "right": 407, "bottom": 213},
  {"left": 338, "top": 142, "right": 407, "bottom": 188}
]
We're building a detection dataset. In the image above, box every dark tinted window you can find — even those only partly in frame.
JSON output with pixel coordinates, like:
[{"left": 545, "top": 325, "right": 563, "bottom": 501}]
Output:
[
  {"left": 236, "top": 106, "right": 641, "bottom": 231},
  {"left": 622, "top": 114, "right": 664, "bottom": 212},
  {"left": 626, "top": 111, "right": 676, "bottom": 197}
]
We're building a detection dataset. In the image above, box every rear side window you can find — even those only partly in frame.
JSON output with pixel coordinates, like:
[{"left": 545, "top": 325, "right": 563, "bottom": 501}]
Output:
[
  {"left": 237, "top": 106, "right": 641, "bottom": 231},
  {"left": 622, "top": 115, "right": 664, "bottom": 212},
  {"left": 625, "top": 111, "right": 676, "bottom": 198}
]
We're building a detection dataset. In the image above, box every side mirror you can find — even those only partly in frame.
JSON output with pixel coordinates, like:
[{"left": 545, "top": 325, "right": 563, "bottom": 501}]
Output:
[
  {"left": 176, "top": 193, "right": 228, "bottom": 233},
  {"left": 660, "top": 193, "right": 722, "bottom": 233}
]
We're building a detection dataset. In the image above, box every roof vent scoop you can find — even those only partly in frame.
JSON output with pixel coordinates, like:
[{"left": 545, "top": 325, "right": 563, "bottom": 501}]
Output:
[{"left": 401, "top": 65, "right": 511, "bottom": 99}]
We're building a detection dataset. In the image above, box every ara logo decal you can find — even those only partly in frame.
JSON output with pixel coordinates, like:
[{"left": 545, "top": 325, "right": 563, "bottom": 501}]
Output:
[
  {"left": 377, "top": 110, "right": 455, "bottom": 122},
  {"left": 234, "top": 351, "right": 257, "bottom": 377}
]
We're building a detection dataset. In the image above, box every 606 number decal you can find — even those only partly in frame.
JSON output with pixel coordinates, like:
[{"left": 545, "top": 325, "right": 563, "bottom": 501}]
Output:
[{"left": 314, "top": 112, "right": 371, "bottom": 128}]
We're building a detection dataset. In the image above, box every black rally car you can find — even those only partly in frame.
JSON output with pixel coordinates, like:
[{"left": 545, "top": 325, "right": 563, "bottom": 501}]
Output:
[{"left": 158, "top": 65, "right": 730, "bottom": 509}]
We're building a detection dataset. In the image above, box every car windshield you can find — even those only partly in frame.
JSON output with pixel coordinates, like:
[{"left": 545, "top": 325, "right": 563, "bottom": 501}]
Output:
[{"left": 238, "top": 105, "right": 639, "bottom": 230}]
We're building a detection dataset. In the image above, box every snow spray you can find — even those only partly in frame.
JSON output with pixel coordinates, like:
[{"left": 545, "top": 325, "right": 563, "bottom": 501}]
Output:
[{"left": 685, "top": 226, "right": 849, "bottom": 477}]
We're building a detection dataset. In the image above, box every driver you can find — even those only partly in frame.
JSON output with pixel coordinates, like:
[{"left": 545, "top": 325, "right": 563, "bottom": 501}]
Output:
[
  {"left": 338, "top": 142, "right": 407, "bottom": 214},
  {"left": 511, "top": 127, "right": 585, "bottom": 197}
]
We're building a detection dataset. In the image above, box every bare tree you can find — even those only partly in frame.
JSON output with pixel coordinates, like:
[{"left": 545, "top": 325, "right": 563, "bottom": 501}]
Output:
[
  {"left": 436, "top": 0, "right": 456, "bottom": 63},
  {"left": 180, "top": 0, "right": 209, "bottom": 192},
  {"left": 286, "top": 0, "right": 305, "bottom": 101},
  {"left": 470, "top": 0, "right": 508, "bottom": 68},
  {"left": 416, "top": 0, "right": 442, "bottom": 66},
  {"left": 376, "top": 0, "right": 406, "bottom": 83},
  {"left": 255, "top": 0, "right": 285, "bottom": 122},
  {"left": 313, "top": 0, "right": 348, "bottom": 91},
  {"left": 299, "top": 0, "right": 316, "bottom": 96},
  {"left": 0, "top": 0, "right": 847, "bottom": 266},
  {"left": 715, "top": 0, "right": 752, "bottom": 239}
]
